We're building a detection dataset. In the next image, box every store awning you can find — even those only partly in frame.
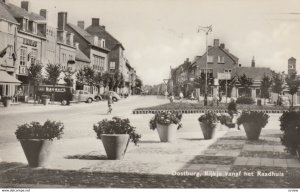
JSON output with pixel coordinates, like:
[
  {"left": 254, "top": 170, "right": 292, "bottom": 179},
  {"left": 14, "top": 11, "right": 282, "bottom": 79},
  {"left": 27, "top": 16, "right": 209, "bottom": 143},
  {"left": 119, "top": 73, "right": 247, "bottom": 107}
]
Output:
[{"left": 0, "top": 70, "right": 21, "bottom": 84}]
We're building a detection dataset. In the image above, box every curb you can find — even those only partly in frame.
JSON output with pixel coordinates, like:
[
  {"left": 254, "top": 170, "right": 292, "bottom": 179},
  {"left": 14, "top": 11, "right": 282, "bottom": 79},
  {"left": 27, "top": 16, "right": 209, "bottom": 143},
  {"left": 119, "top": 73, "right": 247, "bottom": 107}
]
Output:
[{"left": 132, "top": 109, "right": 289, "bottom": 114}]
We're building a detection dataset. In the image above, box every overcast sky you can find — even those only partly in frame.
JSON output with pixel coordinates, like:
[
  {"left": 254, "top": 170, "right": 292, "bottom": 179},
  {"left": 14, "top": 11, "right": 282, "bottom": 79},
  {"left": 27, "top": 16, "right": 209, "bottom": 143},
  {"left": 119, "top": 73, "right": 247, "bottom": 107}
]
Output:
[{"left": 10, "top": 0, "right": 300, "bottom": 85}]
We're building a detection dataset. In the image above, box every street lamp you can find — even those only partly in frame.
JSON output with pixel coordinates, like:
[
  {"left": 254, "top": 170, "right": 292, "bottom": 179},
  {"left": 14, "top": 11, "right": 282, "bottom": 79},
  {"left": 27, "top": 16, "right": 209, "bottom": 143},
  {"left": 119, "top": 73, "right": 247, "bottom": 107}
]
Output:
[{"left": 198, "top": 25, "right": 212, "bottom": 106}]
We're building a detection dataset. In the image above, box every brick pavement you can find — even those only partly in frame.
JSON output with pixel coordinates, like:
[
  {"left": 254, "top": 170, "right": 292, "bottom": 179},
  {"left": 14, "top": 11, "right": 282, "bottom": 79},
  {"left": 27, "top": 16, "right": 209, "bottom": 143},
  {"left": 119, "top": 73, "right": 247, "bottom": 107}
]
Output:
[{"left": 1, "top": 126, "right": 300, "bottom": 187}]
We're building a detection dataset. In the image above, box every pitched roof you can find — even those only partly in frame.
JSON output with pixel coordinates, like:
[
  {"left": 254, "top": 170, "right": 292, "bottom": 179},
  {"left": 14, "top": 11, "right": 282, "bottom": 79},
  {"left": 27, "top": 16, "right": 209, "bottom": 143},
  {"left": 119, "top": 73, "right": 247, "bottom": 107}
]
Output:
[
  {"left": 0, "top": 70, "right": 21, "bottom": 84},
  {"left": 232, "top": 67, "right": 272, "bottom": 81},
  {"left": 0, "top": 2, "right": 18, "bottom": 24},
  {"left": 86, "top": 25, "right": 124, "bottom": 50},
  {"left": 75, "top": 49, "right": 90, "bottom": 63},
  {"left": 67, "top": 23, "right": 110, "bottom": 52},
  {"left": 7, "top": 3, "right": 45, "bottom": 21}
]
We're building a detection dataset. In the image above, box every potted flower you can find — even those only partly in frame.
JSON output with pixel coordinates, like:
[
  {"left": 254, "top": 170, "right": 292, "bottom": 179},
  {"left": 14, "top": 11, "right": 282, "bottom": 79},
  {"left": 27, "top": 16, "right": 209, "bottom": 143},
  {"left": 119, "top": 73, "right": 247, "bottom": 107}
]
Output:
[
  {"left": 149, "top": 111, "right": 182, "bottom": 142},
  {"left": 41, "top": 95, "right": 50, "bottom": 105},
  {"left": 218, "top": 113, "right": 236, "bottom": 130},
  {"left": 15, "top": 120, "right": 64, "bottom": 167},
  {"left": 198, "top": 112, "right": 219, "bottom": 139},
  {"left": 237, "top": 111, "right": 269, "bottom": 140},
  {"left": 93, "top": 117, "right": 141, "bottom": 160},
  {"left": 2, "top": 96, "right": 12, "bottom": 107},
  {"left": 279, "top": 111, "right": 300, "bottom": 157}
]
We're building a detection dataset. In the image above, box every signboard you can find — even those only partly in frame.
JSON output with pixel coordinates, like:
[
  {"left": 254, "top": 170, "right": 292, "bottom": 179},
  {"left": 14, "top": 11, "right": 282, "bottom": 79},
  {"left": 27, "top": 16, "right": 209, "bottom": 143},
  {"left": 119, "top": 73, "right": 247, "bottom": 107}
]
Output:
[
  {"left": 217, "top": 72, "right": 231, "bottom": 80},
  {"left": 38, "top": 86, "right": 66, "bottom": 92},
  {"left": 23, "top": 38, "right": 38, "bottom": 47}
]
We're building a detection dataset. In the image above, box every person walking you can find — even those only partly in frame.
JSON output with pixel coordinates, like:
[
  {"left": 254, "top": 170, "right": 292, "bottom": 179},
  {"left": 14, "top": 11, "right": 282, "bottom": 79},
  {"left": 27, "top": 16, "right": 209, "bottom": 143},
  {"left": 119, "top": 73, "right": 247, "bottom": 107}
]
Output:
[{"left": 107, "top": 94, "right": 113, "bottom": 114}]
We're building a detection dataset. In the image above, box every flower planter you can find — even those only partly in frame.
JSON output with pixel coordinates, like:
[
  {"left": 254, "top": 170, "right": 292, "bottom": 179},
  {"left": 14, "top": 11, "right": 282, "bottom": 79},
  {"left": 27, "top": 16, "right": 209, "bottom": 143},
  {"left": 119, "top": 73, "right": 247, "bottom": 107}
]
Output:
[
  {"left": 156, "top": 123, "right": 177, "bottom": 142},
  {"left": 243, "top": 122, "right": 263, "bottom": 140},
  {"left": 3, "top": 98, "right": 12, "bottom": 107},
  {"left": 199, "top": 122, "right": 217, "bottom": 140},
  {"left": 100, "top": 134, "right": 130, "bottom": 160},
  {"left": 19, "top": 139, "right": 53, "bottom": 167}
]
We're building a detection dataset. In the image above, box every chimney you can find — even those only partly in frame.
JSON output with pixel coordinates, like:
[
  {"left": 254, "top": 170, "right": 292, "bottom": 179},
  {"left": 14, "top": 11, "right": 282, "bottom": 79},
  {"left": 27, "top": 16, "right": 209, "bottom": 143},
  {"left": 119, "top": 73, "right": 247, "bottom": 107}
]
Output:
[
  {"left": 57, "top": 12, "right": 67, "bottom": 31},
  {"left": 77, "top": 21, "right": 85, "bottom": 29},
  {"left": 92, "top": 18, "right": 100, "bottom": 26},
  {"left": 251, "top": 56, "right": 255, "bottom": 67},
  {"left": 21, "top": 1, "right": 30, "bottom": 12},
  {"left": 213, "top": 39, "right": 220, "bottom": 47},
  {"left": 220, "top": 43, "right": 225, "bottom": 49},
  {"left": 75, "top": 42, "right": 79, "bottom": 50},
  {"left": 40, "top": 9, "right": 47, "bottom": 20}
]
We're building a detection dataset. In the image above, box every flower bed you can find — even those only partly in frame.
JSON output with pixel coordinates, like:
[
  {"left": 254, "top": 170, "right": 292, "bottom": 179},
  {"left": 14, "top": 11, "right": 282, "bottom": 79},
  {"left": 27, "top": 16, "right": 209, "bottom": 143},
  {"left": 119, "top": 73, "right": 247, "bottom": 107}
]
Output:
[{"left": 133, "top": 102, "right": 289, "bottom": 114}]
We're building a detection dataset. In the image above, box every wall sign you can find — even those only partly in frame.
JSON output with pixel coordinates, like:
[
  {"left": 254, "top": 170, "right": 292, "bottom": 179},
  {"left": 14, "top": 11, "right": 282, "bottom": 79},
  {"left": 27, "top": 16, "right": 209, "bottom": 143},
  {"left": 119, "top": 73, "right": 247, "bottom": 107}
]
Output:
[{"left": 23, "top": 38, "right": 37, "bottom": 47}]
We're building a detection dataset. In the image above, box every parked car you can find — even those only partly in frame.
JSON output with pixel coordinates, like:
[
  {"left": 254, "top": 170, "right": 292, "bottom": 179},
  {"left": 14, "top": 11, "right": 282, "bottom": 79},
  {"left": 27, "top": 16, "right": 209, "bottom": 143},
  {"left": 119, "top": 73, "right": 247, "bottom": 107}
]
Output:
[
  {"left": 100, "top": 91, "right": 121, "bottom": 102},
  {"left": 72, "top": 90, "right": 95, "bottom": 104}
]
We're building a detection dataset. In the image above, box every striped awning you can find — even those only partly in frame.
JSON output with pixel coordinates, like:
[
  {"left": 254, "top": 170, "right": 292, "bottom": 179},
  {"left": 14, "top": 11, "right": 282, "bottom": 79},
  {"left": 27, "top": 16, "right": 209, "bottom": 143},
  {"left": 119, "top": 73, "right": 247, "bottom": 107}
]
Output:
[{"left": 0, "top": 70, "right": 21, "bottom": 84}]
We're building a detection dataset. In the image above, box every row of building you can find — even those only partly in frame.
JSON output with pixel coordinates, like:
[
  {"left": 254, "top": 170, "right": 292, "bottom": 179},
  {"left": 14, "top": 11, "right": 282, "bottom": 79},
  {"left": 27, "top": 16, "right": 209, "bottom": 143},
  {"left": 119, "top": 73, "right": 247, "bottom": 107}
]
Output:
[
  {"left": 170, "top": 38, "right": 300, "bottom": 105},
  {"left": 0, "top": 0, "right": 138, "bottom": 100}
]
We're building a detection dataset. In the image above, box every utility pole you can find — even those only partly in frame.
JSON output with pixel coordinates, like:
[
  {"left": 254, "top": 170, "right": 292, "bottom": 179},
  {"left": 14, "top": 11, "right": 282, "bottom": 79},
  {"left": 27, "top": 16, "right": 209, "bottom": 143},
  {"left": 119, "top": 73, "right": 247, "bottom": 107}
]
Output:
[{"left": 198, "top": 25, "right": 212, "bottom": 106}]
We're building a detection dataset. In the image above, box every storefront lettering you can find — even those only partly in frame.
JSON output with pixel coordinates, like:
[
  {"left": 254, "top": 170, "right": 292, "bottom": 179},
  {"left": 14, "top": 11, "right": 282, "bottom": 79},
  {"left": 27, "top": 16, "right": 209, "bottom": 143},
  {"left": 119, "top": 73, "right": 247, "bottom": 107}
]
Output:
[
  {"left": 23, "top": 38, "right": 38, "bottom": 47},
  {"left": 38, "top": 87, "right": 66, "bottom": 92}
]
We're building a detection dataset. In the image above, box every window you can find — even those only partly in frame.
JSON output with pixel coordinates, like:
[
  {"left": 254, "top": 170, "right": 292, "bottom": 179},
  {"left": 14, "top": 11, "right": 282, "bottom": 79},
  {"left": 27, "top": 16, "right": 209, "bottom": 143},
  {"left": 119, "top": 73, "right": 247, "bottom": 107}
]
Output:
[
  {"left": 218, "top": 56, "right": 225, "bottom": 64},
  {"left": 93, "top": 55, "right": 105, "bottom": 71},
  {"left": 207, "top": 55, "right": 213, "bottom": 63},
  {"left": 30, "top": 49, "right": 38, "bottom": 65},
  {"left": 224, "top": 69, "right": 232, "bottom": 73},
  {"left": 110, "top": 62, "right": 115, "bottom": 70},
  {"left": 62, "top": 53, "right": 66, "bottom": 63},
  {"left": 20, "top": 47, "right": 27, "bottom": 66}
]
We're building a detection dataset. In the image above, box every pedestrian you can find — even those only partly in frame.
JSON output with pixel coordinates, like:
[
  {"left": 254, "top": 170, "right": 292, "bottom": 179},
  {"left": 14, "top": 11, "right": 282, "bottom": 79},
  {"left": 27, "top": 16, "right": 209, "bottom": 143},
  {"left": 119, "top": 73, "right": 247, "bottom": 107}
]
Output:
[
  {"left": 179, "top": 92, "right": 183, "bottom": 101},
  {"left": 107, "top": 94, "right": 113, "bottom": 114}
]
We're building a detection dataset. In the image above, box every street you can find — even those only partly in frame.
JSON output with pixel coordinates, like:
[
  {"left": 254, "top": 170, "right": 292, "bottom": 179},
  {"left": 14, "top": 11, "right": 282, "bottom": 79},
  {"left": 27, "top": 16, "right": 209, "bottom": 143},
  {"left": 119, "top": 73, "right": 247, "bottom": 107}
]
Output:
[{"left": 0, "top": 96, "right": 170, "bottom": 146}]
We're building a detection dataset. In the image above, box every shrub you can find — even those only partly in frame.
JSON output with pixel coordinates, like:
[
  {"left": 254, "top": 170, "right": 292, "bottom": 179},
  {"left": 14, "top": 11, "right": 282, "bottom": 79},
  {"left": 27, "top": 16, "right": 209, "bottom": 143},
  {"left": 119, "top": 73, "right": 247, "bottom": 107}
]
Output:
[
  {"left": 227, "top": 100, "right": 237, "bottom": 115},
  {"left": 279, "top": 111, "right": 300, "bottom": 155},
  {"left": 149, "top": 111, "right": 183, "bottom": 130},
  {"left": 198, "top": 111, "right": 219, "bottom": 129},
  {"left": 93, "top": 117, "right": 141, "bottom": 145},
  {"left": 15, "top": 120, "right": 64, "bottom": 141},
  {"left": 236, "top": 97, "right": 255, "bottom": 105},
  {"left": 237, "top": 111, "right": 269, "bottom": 128}
]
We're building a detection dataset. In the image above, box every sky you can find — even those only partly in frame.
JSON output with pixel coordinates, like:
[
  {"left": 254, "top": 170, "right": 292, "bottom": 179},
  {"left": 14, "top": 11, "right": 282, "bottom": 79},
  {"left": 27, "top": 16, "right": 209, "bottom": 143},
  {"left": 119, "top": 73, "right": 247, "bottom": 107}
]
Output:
[{"left": 9, "top": 0, "right": 300, "bottom": 85}]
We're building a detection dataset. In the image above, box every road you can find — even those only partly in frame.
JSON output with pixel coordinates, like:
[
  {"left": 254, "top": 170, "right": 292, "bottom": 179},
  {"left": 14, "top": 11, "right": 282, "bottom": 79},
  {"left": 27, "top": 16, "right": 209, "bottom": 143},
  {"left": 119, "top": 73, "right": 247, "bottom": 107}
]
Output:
[
  {"left": 0, "top": 96, "right": 169, "bottom": 146},
  {"left": 0, "top": 95, "right": 282, "bottom": 147}
]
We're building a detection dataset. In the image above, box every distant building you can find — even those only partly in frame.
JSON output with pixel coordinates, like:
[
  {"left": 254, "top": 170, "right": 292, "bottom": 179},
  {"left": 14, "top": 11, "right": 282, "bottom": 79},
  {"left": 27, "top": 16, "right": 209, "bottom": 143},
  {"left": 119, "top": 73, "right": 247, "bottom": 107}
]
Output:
[{"left": 288, "top": 57, "right": 296, "bottom": 76}]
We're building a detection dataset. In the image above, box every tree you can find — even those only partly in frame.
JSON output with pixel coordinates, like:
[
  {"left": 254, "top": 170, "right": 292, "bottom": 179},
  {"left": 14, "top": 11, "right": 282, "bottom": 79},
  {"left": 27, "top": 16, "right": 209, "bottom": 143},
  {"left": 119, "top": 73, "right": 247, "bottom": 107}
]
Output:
[
  {"left": 94, "top": 72, "right": 103, "bottom": 94},
  {"left": 28, "top": 63, "right": 43, "bottom": 103},
  {"left": 83, "top": 66, "right": 95, "bottom": 87},
  {"left": 193, "top": 73, "right": 214, "bottom": 96},
  {"left": 45, "top": 64, "right": 62, "bottom": 102},
  {"left": 76, "top": 68, "right": 85, "bottom": 89},
  {"left": 286, "top": 72, "right": 300, "bottom": 107},
  {"left": 117, "top": 73, "right": 125, "bottom": 92},
  {"left": 135, "top": 78, "right": 143, "bottom": 94},
  {"left": 63, "top": 67, "right": 76, "bottom": 87},
  {"left": 260, "top": 74, "right": 272, "bottom": 105},
  {"left": 238, "top": 74, "right": 253, "bottom": 97},
  {"left": 271, "top": 71, "right": 284, "bottom": 94}
]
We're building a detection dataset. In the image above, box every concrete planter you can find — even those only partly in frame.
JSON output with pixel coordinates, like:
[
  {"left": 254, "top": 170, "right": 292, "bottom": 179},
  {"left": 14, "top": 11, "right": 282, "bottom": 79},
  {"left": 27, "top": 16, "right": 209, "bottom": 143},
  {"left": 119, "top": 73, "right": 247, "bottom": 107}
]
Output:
[
  {"left": 156, "top": 123, "right": 177, "bottom": 142},
  {"left": 243, "top": 122, "right": 263, "bottom": 140},
  {"left": 3, "top": 98, "right": 12, "bottom": 107},
  {"left": 19, "top": 139, "right": 53, "bottom": 167},
  {"left": 199, "top": 122, "right": 217, "bottom": 140},
  {"left": 100, "top": 134, "right": 130, "bottom": 160}
]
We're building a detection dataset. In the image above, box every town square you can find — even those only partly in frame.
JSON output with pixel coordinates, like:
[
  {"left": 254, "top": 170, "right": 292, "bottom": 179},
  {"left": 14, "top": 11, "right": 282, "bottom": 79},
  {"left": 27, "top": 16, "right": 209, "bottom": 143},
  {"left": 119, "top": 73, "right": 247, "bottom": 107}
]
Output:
[{"left": 0, "top": 0, "right": 300, "bottom": 190}]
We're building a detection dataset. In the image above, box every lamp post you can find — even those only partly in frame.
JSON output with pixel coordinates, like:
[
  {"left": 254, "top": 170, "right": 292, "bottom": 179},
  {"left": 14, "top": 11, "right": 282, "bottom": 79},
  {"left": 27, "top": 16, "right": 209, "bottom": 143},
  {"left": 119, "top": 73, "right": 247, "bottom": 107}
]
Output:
[{"left": 198, "top": 25, "right": 212, "bottom": 106}]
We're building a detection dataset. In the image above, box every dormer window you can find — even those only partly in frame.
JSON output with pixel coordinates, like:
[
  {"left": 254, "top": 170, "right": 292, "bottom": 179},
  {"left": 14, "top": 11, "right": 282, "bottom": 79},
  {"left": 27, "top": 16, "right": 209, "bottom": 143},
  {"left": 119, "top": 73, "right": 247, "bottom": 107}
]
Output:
[
  {"left": 100, "top": 39, "right": 105, "bottom": 48},
  {"left": 93, "top": 36, "right": 98, "bottom": 46}
]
